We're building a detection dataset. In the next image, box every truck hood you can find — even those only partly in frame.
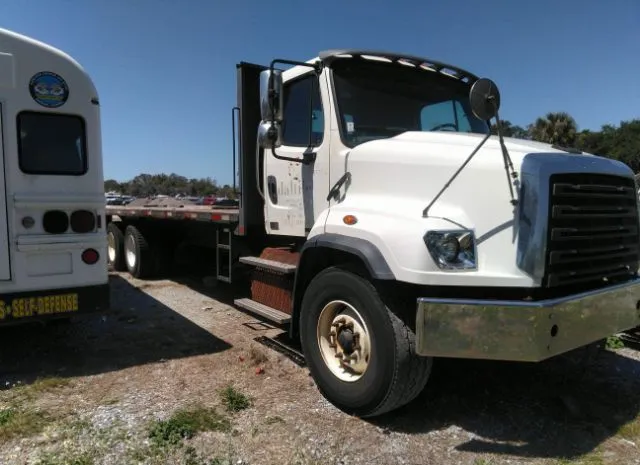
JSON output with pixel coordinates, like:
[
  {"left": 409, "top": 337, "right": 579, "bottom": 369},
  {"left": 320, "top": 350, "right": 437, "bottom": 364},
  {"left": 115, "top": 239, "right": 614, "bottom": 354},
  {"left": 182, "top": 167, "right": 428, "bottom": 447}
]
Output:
[
  {"left": 353, "top": 131, "right": 579, "bottom": 161},
  {"left": 341, "top": 131, "right": 588, "bottom": 228}
]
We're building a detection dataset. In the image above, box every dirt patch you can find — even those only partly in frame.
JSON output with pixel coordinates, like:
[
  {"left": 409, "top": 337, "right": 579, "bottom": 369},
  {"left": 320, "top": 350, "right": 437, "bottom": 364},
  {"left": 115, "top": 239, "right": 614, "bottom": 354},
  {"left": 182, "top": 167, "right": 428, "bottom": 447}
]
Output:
[{"left": 1, "top": 272, "right": 639, "bottom": 464}]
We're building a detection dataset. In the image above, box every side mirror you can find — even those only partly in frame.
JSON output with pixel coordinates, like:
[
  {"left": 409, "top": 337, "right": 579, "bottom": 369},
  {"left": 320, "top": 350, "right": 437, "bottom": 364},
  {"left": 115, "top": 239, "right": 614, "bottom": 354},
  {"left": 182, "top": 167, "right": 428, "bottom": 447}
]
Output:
[
  {"left": 469, "top": 78, "right": 501, "bottom": 121},
  {"left": 257, "top": 121, "right": 282, "bottom": 149},
  {"left": 260, "top": 69, "right": 283, "bottom": 122}
]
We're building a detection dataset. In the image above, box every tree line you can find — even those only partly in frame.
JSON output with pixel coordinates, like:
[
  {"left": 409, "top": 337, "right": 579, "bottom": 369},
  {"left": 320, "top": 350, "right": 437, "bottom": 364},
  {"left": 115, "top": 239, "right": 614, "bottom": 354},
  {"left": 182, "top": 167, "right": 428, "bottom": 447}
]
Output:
[
  {"left": 106, "top": 114, "right": 640, "bottom": 197},
  {"left": 491, "top": 113, "right": 640, "bottom": 173},
  {"left": 104, "top": 173, "right": 237, "bottom": 198}
]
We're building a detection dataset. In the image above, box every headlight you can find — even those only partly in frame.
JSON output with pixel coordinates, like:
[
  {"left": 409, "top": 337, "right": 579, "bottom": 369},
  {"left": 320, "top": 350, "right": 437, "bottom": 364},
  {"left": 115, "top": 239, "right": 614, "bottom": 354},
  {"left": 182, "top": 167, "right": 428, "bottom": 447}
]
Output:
[{"left": 424, "top": 230, "right": 477, "bottom": 270}]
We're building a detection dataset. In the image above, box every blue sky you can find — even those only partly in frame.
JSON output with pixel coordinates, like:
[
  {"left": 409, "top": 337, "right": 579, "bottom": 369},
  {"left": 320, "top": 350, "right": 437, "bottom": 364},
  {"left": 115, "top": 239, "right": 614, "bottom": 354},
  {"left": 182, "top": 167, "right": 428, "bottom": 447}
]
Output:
[{"left": 2, "top": 0, "right": 638, "bottom": 185}]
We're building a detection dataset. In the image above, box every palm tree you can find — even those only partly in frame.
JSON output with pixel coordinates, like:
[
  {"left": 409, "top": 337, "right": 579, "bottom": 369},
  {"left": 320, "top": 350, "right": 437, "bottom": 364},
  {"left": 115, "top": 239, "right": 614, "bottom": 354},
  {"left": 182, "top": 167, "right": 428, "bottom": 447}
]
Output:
[
  {"left": 529, "top": 112, "right": 578, "bottom": 146},
  {"left": 490, "top": 120, "right": 530, "bottom": 139},
  {"left": 491, "top": 120, "right": 513, "bottom": 136}
]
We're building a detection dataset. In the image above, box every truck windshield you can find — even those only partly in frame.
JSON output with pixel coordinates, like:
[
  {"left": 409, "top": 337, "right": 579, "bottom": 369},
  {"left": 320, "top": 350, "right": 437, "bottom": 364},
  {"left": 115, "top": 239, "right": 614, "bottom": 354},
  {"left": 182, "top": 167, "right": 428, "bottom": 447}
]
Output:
[{"left": 331, "top": 59, "right": 490, "bottom": 147}]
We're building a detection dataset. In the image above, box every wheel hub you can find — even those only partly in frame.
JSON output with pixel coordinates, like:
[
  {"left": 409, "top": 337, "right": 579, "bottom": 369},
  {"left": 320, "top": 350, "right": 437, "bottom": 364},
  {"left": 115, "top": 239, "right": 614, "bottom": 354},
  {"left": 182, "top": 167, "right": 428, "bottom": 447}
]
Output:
[
  {"left": 316, "top": 301, "right": 372, "bottom": 382},
  {"left": 337, "top": 326, "right": 355, "bottom": 355}
]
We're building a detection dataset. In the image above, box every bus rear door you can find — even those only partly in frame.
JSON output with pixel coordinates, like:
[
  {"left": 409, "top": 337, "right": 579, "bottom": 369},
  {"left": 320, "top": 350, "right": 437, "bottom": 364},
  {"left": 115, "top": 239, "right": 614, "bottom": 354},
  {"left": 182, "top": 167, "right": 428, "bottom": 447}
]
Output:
[{"left": 0, "top": 103, "right": 10, "bottom": 280}]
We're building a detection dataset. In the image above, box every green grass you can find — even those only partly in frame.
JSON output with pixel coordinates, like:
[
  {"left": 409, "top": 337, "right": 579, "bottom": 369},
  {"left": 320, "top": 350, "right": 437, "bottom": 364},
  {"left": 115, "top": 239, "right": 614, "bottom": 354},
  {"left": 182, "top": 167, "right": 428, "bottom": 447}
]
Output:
[
  {"left": 148, "top": 406, "right": 231, "bottom": 448},
  {"left": 606, "top": 335, "right": 625, "bottom": 350},
  {"left": 3, "top": 376, "right": 71, "bottom": 405},
  {"left": 219, "top": 385, "right": 252, "bottom": 413},
  {"left": 0, "top": 405, "right": 48, "bottom": 440},
  {"left": 618, "top": 417, "right": 640, "bottom": 441},
  {"left": 0, "top": 376, "right": 70, "bottom": 441}
]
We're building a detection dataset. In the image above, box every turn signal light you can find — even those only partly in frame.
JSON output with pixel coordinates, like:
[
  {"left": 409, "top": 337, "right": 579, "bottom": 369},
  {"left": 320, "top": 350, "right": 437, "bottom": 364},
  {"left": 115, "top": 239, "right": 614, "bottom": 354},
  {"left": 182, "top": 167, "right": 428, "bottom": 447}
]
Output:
[
  {"left": 343, "top": 215, "right": 358, "bottom": 225},
  {"left": 81, "top": 248, "right": 99, "bottom": 265}
]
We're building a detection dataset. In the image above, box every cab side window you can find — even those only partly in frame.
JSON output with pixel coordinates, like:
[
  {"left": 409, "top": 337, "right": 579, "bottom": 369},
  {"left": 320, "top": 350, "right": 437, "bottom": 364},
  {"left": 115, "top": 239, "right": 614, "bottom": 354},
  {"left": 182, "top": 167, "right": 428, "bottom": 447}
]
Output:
[{"left": 281, "top": 74, "right": 324, "bottom": 147}]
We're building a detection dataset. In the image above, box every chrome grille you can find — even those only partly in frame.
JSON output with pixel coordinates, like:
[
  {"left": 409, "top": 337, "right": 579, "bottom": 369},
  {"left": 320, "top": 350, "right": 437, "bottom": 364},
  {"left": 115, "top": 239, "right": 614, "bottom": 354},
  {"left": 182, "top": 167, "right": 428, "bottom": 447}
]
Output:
[{"left": 544, "top": 173, "right": 640, "bottom": 288}]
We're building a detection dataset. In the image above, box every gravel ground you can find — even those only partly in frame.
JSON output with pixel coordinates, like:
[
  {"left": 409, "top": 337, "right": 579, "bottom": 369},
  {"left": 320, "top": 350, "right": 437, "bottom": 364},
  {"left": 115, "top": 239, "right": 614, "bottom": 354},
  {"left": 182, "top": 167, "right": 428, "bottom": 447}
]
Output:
[{"left": 1, "top": 273, "right": 640, "bottom": 465}]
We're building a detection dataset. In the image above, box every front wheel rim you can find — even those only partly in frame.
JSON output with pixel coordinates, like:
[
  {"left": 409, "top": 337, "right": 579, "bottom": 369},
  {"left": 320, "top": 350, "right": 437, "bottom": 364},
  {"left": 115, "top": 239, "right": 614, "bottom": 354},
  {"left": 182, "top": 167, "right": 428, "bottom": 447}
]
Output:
[{"left": 316, "top": 300, "right": 372, "bottom": 382}]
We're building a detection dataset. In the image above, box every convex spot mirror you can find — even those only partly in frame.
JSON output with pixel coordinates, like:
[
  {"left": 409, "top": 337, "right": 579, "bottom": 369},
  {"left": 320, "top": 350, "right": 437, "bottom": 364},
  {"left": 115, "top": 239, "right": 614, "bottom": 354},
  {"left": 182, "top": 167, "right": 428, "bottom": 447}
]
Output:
[{"left": 469, "top": 78, "right": 501, "bottom": 121}]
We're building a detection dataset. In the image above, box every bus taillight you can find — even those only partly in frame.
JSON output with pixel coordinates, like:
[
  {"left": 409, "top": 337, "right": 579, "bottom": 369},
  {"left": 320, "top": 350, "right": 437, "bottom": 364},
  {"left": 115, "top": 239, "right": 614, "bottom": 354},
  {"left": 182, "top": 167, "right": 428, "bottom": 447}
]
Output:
[
  {"left": 70, "top": 210, "right": 96, "bottom": 233},
  {"left": 81, "top": 248, "right": 99, "bottom": 265}
]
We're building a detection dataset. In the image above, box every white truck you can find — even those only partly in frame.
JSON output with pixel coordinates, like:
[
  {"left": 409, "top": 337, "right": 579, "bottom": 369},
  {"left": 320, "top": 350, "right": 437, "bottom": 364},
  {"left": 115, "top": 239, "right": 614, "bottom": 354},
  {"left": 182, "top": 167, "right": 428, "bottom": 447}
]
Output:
[
  {"left": 0, "top": 28, "right": 110, "bottom": 325},
  {"left": 107, "top": 50, "right": 640, "bottom": 418}
]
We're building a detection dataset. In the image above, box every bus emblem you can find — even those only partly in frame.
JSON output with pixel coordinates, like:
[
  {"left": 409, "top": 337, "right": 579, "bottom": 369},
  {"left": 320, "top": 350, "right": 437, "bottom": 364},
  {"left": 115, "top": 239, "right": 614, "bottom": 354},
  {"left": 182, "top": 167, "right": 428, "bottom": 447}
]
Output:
[{"left": 28, "top": 71, "right": 69, "bottom": 108}]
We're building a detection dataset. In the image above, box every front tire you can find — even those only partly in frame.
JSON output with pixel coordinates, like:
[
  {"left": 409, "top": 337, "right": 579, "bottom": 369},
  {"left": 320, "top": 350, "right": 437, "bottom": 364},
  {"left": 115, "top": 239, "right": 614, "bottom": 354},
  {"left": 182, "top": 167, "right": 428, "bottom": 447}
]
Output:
[{"left": 299, "top": 266, "right": 432, "bottom": 418}]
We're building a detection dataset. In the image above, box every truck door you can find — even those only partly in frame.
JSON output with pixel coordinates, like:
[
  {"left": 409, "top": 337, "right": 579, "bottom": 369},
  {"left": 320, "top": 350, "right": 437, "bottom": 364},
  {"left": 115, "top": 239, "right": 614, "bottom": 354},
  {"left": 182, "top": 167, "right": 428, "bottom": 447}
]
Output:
[
  {"left": 263, "top": 71, "right": 329, "bottom": 237},
  {"left": 0, "top": 104, "right": 10, "bottom": 280}
]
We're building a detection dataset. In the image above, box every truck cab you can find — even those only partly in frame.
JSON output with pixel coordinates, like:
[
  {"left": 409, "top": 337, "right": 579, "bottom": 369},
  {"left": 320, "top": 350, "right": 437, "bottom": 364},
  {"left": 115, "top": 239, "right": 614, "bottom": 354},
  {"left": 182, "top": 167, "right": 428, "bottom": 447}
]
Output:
[{"left": 234, "top": 50, "right": 640, "bottom": 417}]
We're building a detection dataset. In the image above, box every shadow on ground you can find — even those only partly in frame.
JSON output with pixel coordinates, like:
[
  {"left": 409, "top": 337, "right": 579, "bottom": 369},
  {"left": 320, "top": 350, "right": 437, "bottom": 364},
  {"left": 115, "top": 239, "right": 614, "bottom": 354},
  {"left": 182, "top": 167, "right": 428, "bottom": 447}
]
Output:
[
  {"left": 370, "top": 345, "right": 640, "bottom": 461},
  {"left": 0, "top": 274, "right": 231, "bottom": 387},
  {"left": 173, "top": 274, "right": 308, "bottom": 366}
]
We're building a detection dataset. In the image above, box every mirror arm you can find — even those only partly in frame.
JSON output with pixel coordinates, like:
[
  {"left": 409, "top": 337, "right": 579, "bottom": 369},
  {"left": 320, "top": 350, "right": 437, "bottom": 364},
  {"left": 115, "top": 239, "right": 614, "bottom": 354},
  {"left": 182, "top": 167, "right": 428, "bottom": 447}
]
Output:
[
  {"left": 269, "top": 58, "right": 323, "bottom": 75},
  {"left": 422, "top": 132, "right": 491, "bottom": 217},
  {"left": 265, "top": 58, "right": 323, "bottom": 165},
  {"left": 270, "top": 146, "right": 316, "bottom": 165}
]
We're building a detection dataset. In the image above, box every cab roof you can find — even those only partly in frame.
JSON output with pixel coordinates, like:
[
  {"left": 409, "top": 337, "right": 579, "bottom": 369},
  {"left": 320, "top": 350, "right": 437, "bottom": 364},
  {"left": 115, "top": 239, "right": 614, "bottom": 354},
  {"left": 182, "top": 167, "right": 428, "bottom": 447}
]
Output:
[{"left": 319, "top": 49, "right": 479, "bottom": 83}]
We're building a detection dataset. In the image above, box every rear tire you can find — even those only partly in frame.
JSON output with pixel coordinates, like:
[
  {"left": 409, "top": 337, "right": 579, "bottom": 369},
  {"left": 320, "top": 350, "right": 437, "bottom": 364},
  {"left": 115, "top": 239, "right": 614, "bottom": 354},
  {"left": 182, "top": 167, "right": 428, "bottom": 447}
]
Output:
[
  {"left": 107, "top": 223, "right": 126, "bottom": 271},
  {"left": 299, "top": 266, "right": 432, "bottom": 418},
  {"left": 124, "top": 225, "right": 154, "bottom": 279}
]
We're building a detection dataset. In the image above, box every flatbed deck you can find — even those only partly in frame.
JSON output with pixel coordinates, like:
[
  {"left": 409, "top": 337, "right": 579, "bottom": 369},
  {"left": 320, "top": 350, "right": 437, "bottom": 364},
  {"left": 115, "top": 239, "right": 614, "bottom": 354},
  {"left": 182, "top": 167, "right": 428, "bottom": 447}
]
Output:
[{"left": 106, "top": 204, "right": 239, "bottom": 223}]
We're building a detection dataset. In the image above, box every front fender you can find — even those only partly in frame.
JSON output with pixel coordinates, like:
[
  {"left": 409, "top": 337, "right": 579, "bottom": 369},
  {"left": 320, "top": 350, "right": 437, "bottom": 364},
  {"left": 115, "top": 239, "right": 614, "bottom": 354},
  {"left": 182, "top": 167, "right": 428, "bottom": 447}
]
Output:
[
  {"left": 322, "top": 201, "right": 536, "bottom": 288},
  {"left": 301, "top": 233, "right": 395, "bottom": 280}
]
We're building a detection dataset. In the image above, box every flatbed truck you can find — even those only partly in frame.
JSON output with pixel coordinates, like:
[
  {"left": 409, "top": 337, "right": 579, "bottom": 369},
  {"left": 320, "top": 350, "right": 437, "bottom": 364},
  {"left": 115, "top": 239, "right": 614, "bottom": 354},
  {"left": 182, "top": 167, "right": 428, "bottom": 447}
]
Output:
[{"left": 107, "top": 50, "right": 640, "bottom": 418}]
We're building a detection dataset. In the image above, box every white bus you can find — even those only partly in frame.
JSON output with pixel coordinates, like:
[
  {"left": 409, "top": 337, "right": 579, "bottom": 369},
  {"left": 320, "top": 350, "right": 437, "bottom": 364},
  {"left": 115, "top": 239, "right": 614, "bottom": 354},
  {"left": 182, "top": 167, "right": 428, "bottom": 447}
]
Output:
[{"left": 0, "top": 28, "right": 109, "bottom": 325}]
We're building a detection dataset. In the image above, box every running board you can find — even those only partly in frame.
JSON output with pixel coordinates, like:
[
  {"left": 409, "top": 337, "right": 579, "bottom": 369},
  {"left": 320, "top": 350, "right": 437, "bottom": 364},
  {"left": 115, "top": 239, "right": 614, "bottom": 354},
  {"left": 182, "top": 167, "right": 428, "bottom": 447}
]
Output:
[
  {"left": 239, "top": 256, "right": 297, "bottom": 274},
  {"left": 234, "top": 298, "right": 291, "bottom": 325}
]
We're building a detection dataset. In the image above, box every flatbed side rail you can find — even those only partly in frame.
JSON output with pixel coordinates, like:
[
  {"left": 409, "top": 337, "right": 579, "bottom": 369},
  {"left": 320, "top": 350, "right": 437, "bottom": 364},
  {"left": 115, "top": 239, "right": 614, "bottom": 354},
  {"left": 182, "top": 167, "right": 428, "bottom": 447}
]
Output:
[{"left": 106, "top": 205, "right": 240, "bottom": 224}]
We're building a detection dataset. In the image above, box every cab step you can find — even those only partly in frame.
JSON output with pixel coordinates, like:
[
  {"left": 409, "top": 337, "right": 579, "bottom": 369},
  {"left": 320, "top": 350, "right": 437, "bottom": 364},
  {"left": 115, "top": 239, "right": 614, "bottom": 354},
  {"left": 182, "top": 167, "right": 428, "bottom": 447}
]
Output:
[
  {"left": 239, "top": 256, "right": 297, "bottom": 274},
  {"left": 234, "top": 298, "right": 291, "bottom": 325}
]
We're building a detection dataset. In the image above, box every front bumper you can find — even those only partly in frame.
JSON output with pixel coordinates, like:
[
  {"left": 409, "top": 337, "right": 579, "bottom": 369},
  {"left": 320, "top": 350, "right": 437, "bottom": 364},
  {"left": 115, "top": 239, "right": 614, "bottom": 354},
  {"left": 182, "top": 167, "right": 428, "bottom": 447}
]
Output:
[
  {"left": 416, "top": 278, "right": 640, "bottom": 362},
  {"left": 0, "top": 283, "right": 110, "bottom": 326}
]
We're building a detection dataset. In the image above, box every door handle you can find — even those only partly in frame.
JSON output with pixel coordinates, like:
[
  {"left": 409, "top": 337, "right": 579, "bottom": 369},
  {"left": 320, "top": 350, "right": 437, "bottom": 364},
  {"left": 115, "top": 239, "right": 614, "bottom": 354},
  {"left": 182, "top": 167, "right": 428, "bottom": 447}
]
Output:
[{"left": 267, "top": 175, "right": 278, "bottom": 204}]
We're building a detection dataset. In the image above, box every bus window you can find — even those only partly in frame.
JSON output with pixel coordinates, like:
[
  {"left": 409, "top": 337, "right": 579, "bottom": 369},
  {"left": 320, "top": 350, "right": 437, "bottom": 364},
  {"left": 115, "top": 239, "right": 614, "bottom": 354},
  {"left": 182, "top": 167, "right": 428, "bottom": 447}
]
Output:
[{"left": 17, "top": 111, "right": 87, "bottom": 175}]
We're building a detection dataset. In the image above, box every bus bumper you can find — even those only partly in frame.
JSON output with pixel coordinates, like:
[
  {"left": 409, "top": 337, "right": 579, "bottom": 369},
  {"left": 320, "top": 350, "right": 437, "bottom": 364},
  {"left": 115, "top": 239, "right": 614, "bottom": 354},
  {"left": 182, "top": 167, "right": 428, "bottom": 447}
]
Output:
[
  {"left": 0, "top": 283, "right": 110, "bottom": 325},
  {"left": 415, "top": 278, "right": 640, "bottom": 362}
]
